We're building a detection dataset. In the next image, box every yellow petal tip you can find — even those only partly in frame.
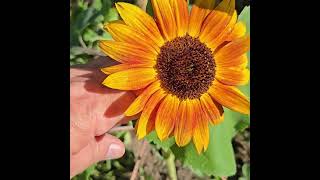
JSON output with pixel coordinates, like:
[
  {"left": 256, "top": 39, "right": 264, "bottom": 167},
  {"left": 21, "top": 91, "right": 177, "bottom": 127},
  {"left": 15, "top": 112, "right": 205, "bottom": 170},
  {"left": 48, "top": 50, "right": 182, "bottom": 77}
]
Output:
[
  {"left": 100, "top": 67, "right": 111, "bottom": 75},
  {"left": 137, "top": 133, "right": 145, "bottom": 140},
  {"left": 124, "top": 109, "right": 135, "bottom": 117},
  {"left": 158, "top": 135, "right": 167, "bottom": 142},
  {"left": 194, "top": 144, "right": 203, "bottom": 154}
]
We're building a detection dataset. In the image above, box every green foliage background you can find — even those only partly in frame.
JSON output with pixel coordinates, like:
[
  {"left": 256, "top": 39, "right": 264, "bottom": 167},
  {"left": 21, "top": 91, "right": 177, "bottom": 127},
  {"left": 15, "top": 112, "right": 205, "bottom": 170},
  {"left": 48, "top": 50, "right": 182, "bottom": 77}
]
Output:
[{"left": 70, "top": 0, "right": 250, "bottom": 179}]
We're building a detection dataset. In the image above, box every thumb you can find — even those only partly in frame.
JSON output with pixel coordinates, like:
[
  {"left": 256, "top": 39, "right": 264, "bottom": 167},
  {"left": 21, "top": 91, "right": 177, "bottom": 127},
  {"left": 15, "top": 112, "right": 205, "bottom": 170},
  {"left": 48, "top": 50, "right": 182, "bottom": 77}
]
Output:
[{"left": 70, "top": 134, "right": 125, "bottom": 178}]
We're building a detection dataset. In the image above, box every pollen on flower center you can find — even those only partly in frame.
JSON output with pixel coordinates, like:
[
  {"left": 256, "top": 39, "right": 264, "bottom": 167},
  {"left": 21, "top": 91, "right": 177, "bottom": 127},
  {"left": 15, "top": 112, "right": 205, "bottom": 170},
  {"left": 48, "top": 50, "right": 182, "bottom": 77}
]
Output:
[{"left": 155, "top": 35, "right": 215, "bottom": 100}]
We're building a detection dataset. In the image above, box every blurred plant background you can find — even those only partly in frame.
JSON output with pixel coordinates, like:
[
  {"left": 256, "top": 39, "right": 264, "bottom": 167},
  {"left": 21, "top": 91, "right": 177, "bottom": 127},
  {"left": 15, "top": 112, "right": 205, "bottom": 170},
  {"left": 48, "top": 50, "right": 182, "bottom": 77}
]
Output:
[{"left": 70, "top": 0, "right": 250, "bottom": 179}]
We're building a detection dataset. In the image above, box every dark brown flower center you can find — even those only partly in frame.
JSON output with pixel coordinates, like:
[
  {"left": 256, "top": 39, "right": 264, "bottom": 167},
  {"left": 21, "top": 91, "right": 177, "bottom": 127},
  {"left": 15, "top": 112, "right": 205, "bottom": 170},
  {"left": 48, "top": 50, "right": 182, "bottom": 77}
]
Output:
[{"left": 155, "top": 35, "right": 215, "bottom": 100}]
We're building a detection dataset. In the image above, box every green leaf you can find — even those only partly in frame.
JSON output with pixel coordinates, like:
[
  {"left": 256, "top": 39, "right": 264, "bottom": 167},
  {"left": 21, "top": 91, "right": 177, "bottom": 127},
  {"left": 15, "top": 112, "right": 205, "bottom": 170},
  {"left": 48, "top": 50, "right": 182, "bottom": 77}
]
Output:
[
  {"left": 104, "top": 8, "right": 119, "bottom": 22},
  {"left": 101, "top": 31, "right": 113, "bottom": 40},
  {"left": 83, "top": 28, "right": 101, "bottom": 43},
  {"left": 145, "top": 131, "right": 176, "bottom": 151},
  {"left": 238, "top": 6, "right": 250, "bottom": 35},
  {"left": 234, "top": 115, "right": 250, "bottom": 132},
  {"left": 91, "top": 0, "right": 102, "bottom": 11},
  {"left": 100, "top": 0, "right": 112, "bottom": 17},
  {"left": 170, "top": 108, "right": 241, "bottom": 177},
  {"left": 146, "top": 0, "right": 154, "bottom": 16},
  {"left": 72, "top": 163, "right": 96, "bottom": 180},
  {"left": 144, "top": 111, "right": 250, "bottom": 177},
  {"left": 243, "top": 163, "right": 250, "bottom": 179},
  {"left": 239, "top": 163, "right": 250, "bottom": 180}
]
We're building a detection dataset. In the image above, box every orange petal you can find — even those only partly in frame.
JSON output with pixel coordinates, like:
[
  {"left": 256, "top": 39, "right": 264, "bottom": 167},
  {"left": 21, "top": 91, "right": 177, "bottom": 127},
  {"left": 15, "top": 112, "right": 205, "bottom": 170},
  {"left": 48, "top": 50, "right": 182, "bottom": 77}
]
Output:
[
  {"left": 115, "top": 2, "right": 164, "bottom": 47},
  {"left": 199, "top": 0, "right": 235, "bottom": 43},
  {"left": 174, "top": 99, "right": 196, "bottom": 147},
  {"left": 192, "top": 99, "right": 209, "bottom": 153},
  {"left": 216, "top": 67, "right": 250, "bottom": 86},
  {"left": 101, "top": 62, "right": 156, "bottom": 75},
  {"left": 188, "top": 5, "right": 211, "bottom": 37},
  {"left": 151, "top": 0, "right": 177, "bottom": 41},
  {"left": 105, "top": 23, "right": 160, "bottom": 54},
  {"left": 155, "top": 94, "right": 180, "bottom": 141},
  {"left": 170, "top": 0, "right": 189, "bottom": 37},
  {"left": 137, "top": 90, "right": 167, "bottom": 139},
  {"left": 204, "top": 10, "right": 237, "bottom": 51},
  {"left": 102, "top": 68, "right": 157, "bottom": 90},
  {"left": 125, "top": 80, "right": 161, "bottom": 116},
  {"left": 226, "top": 21, "right": 246, "bottom": 41},
  {"left": 200, "top": 93, "right": 224, "bottom": 125},
  {"left": 209, "top": 80, "right": 250, "bottom": 114},
  {"left": 146, "top": 102, "right": 161, "bottom": 134},
  {"left": 134, "top": 118, "right": 140, "bottom": 133},
  {"left": 99, "top": 40, "right": 156, "bottom": 64},
  {"left": 215, "top": 54, "right": 248, "bottom": 69},
  {"left": 206, "top": 95, "right": 225, "bottom": 125},
  {"left": 214, "top": 36, "right": 250, "bottom": 63}
]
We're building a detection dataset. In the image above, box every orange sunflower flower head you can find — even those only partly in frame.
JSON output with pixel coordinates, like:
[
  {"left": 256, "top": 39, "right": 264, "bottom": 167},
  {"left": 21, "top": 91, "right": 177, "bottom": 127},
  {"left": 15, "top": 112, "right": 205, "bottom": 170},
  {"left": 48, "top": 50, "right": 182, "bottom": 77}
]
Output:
[{"left": 99, "top": 0, "right": 250, "bottom": 154}]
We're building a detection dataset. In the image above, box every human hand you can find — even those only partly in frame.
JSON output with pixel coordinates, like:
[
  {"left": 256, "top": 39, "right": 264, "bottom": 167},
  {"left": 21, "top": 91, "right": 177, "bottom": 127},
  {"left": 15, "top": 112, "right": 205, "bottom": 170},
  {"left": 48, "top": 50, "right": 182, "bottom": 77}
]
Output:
[{"left": 70, "top": 58, "right": 137, "bottom": 178}]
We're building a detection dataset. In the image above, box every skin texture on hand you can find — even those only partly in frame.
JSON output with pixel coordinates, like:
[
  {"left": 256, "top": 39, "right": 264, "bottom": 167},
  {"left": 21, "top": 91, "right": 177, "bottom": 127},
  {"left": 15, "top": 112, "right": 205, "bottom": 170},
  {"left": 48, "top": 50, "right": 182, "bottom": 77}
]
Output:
[{"left": 70, "top": 57, "right": 137, "bottom": 178}]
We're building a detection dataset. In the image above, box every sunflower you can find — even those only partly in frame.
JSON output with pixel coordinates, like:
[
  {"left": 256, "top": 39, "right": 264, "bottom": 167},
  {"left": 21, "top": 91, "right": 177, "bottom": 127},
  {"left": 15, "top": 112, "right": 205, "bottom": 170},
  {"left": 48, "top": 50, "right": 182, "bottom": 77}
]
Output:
[{"left": 99, "top": 0, "right": 250, "bottom": 153}]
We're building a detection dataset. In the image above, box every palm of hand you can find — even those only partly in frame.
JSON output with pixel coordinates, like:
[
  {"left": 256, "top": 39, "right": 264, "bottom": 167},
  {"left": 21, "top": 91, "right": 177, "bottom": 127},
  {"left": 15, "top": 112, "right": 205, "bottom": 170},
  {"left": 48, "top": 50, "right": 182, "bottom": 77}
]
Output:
[{"left": 70, "top": 59, "right": 137, "bottom": 177}]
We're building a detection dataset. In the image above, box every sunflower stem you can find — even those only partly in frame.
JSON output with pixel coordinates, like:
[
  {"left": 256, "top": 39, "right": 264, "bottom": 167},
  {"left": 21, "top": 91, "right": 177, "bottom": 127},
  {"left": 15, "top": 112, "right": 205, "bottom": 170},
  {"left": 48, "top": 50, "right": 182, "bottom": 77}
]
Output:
[{"left": 163, "top": 149, "right": 177, "bottom": 180}]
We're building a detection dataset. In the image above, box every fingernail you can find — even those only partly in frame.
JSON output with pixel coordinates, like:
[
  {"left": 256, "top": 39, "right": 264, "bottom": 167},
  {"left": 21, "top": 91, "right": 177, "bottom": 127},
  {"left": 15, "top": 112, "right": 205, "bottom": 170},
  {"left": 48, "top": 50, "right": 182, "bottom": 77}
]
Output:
[{"left": 106, "top": 143, "right": 123, "bottom": 159}]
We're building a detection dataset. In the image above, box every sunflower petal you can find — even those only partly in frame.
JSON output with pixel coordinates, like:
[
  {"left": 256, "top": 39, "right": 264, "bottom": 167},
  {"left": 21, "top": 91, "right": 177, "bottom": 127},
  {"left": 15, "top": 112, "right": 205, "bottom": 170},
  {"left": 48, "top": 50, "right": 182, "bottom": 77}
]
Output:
[
  {"left": 170, "top": 0, "right": 189, "bottom": 37},
  {"left": 215, "top": 54, "right": 248, "bottom": 69},
  {"left": 155, "top": 94, "right": 180, "bottom": 141},
  {"left": 105, "top": 23, "right": 160, "bottom": 54},
  {"left": 200, "top": 93, "right": 224, "bottom": 124},
  {"left": 125, "top": 80, "right": 161, "bottom": 116},
  {"left": 102, "top": 68, "right": 157, "bottom": 90},
  {"left": 146, "top": 102, "right": 161, "bottom": 134},
  {"left": 214, "top": 36, "right": 250, "bottom": 62},
  {"left": 137, "top": 90, "right": 167, "bottom": 139},
  {"left": 227, "top": 21, "right": 246, "bottom": 41},
  {"left": 209, "top": 81, "right": 250, "bottom": 114},
  {"left": 101, "top": 62, "right": 156, "bottom": 75},
  {"left": 204, "top": 10, "right": 237, "bottom": 51},
  {"left": 216, "top": 67, "right": 250, "bottom": 86},
  {"left": 151, "top": 0, "right": 177, "bottom": 41},
  {"left": 115, "top": 2, "right": 164, "bottom": 47},
  {"left": 188, "top": 5, "right": 211, "bottom": 37},
  {"left": 134, "top": 118, "right": 140, "bottom": 133},
  {"left": 199, "top": 0, "right": 235, "bottom": 43},
  {"left": 174, "top": 99, "right": 196, "bottom": 147},
  {"left": 99, "top": 41, "right": 156, "bottom": 63},
  {"left": 192, "top": 99, "right": 209, "bottom": 154},
  {"left": 104, "top": 20, "right": 125, "bottom": 27}
]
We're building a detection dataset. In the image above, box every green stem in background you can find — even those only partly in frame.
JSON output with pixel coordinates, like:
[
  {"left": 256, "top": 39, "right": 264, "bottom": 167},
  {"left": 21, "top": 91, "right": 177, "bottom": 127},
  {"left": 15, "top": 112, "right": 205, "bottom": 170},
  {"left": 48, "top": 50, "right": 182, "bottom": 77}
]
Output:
[
  {"left": 78, "top": 34, "right": 87, "bottom": 48},
  {"left": 162, "top": 149, "right": 177, "bottom": 180}
]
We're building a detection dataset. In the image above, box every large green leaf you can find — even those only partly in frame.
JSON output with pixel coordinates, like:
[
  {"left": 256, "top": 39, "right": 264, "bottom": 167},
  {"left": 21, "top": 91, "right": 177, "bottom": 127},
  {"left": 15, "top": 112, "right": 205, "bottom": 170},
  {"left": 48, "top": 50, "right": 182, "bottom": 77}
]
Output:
[
  {"left": 170, "top": 108, "right": 240, "bottom": 177},
  {"left": 144, "top": 109, "right": 248, "bottom": 177}
]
